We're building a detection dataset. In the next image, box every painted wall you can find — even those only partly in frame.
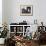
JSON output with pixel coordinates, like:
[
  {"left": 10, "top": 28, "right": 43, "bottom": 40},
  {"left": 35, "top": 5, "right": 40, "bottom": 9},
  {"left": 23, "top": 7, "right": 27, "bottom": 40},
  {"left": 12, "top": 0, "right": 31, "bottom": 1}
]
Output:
[
  {"left": 3, "top": 0, "right": 46, "bottom": 26},
  {"left": 2, "top": 0, "right": 46, "bottom": 27},
  {"left": 0, "top": 0, "right": 2, "bottom": 27},
  {"left": 2, "top": 0, "right": 8, "bottom": 24}
]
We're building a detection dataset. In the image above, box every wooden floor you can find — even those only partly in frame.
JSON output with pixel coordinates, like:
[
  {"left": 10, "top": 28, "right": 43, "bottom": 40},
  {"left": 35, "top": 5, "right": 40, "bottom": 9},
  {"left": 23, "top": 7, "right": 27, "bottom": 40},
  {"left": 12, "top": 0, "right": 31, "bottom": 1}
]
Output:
[{"left": 40, "top": 45, "right": 46, "bottom": 46}]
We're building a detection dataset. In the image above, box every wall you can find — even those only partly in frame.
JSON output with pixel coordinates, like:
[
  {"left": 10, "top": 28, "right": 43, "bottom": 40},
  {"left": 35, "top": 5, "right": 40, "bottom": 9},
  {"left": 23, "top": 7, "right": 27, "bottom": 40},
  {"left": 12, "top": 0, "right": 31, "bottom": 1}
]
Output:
[
  {"left": 2, "top": 0, "right": 8, "bottom": 24},
  {"left": 3, "top": 0, "right": 46, "bottom": 26},
  {"left": 2, "top": 0, "right": 46, "bottom": 26},
  {"left": 0, "top": 0, "right": 2, "bottom": 27}
]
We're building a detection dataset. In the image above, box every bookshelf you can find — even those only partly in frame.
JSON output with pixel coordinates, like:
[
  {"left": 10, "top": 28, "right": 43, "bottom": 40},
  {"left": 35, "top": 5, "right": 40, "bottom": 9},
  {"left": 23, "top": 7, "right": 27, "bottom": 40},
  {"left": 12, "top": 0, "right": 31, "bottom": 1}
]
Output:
[{"left": 9, "top": 25, "right": 30, "bottom": 37}]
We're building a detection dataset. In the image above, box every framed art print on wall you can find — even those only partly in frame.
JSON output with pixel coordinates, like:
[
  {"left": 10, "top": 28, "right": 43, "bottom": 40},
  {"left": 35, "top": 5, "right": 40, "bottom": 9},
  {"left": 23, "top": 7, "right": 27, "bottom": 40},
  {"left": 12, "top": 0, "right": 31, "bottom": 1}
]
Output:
[{"left": 20, "top": 5, "right": 33, "bottom": 16}]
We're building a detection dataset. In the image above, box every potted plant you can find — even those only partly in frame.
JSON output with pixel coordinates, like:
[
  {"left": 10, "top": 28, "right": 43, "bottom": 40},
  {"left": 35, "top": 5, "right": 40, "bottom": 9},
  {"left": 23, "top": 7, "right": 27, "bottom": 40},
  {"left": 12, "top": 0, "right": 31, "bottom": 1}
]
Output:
[{"left": 0, "top": 23, "right": 9, "bottom": 44}]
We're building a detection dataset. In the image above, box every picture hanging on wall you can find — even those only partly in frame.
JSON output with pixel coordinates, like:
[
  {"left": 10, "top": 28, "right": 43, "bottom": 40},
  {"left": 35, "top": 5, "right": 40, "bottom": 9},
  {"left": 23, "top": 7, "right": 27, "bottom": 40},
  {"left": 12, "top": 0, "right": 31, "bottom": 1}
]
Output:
[{"left": 20, "top": 5, "right": 33, "bottom": 16}]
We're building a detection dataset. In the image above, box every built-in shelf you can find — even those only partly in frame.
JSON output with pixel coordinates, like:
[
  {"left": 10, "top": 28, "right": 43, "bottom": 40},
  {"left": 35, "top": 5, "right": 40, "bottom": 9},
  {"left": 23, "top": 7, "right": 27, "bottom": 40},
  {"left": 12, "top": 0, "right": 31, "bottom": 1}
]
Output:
[
  {"left": 9, "top": 25, "right": 30, "bottom": 37},
  {"left": 9, "top": 24, "right": 38, "bottom": 37}
]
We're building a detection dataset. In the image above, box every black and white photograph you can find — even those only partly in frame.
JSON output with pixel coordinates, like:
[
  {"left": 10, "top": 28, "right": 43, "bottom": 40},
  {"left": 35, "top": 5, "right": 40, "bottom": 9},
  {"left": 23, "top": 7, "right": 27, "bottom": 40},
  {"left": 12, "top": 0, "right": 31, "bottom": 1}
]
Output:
[{"left": 20, "top": 5, "right": 33, "bottom": 16}]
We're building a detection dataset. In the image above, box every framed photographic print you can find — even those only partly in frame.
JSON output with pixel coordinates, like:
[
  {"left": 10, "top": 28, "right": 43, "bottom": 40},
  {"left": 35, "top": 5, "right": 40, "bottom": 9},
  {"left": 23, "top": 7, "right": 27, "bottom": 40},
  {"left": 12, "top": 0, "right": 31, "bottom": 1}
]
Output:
[{"left": 20, "top": 5, "right": 33, "bottom": 16}]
